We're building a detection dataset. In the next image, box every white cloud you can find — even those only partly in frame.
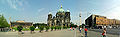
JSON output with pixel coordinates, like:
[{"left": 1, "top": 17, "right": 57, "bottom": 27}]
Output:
[
  {"left": 5, "top": 0, "right": 29, "bottom": 10},
  {"left": 104, "top": 6, "right": 120, "bottom": 20},
  {"left": 38, "top": 8, "right": 45, "bottom": 12}
]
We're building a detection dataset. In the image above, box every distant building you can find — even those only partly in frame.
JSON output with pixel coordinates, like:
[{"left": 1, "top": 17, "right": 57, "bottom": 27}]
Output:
[
  {"left": 85, "top": 14, "right": 120, "bottom": 28},
  {"left": 47, "top": 5, "right": 71, "bottom": 27},
  {"left": 10, "top": 20, "right": 33, "bottom": 28}
]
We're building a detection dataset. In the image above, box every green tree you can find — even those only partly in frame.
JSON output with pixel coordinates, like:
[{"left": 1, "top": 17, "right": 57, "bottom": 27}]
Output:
[
  {"left": 30, "top": 26, "right": 35, "bottom": 31},
  {"left": 58, "top": 26, "right": 61, "bottom": 30},
  {"left": 45, "top": 26, "right": 49, "bottom": 32},
  {"left": 17, "top": 25, "right": 23, "bottom": 32},
  {"left": 30, "top": 26, "right": 35, "bottom": 33},
  {"left": 54, "top": 26, "right": 57, "bottom": 30},
  {"left": 56, "top": 26, "right": 59, "bottom": 30},
  {"left": 51, "top": 26, "right": 54, "bottom": 31},
  {"left": 70, "top": 24, "right": 74, "bottom": 27},
  {"left": 74, "top": 25, "right": 78, "bottom": 28},
  {"left": 39, "top": 26, "right": 44, "bottom": 32},
  {"left": 0, "top": 15, "right": 9, "bottom": 28}
]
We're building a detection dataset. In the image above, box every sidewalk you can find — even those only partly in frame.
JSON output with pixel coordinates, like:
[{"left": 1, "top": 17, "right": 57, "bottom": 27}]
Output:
[
  {"left": 76, "top": 29, "right": 119, "bottom": 37},
  {"left": 0, "top": 29, "right": 75, "bottom": 37}
]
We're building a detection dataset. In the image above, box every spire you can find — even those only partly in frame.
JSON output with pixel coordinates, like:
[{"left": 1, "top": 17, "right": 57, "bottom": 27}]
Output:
[
  {"left": 57, "top": 4, "right": 64, "bottom": 12},
  {"left": 61, "top": 4, "right": 62, "bottom": 8}
]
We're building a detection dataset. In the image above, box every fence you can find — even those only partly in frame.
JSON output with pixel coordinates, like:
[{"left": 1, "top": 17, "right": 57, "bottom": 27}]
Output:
[{"left": 0, "top": 28, "right": 10, "bottom": 32}]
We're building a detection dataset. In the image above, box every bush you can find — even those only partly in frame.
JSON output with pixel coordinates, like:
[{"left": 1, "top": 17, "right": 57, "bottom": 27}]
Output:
[
  {"left": 22, "top": 28, "right": 30, "bottom": 31},
  {"left": 12, "top": 27, "right": 17, "bottom": 31},
  {"left": 39, "top": 26, "right": 44, "bottom": 32},
  {"left": 30, "top": 26, "right": 35, "bottom": 31},
  {"left": 45, "top": 26, "right": 49, "bottom": 32},
  {"left": 35, "top": 29, "right": 39, "bottom": 30},
  {"left": 17, "top": 25, "right": 23, "bottom": 32}
]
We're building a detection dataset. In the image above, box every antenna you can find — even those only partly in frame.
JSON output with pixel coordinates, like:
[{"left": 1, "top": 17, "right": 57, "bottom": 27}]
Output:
[
  {"left": 79, "top": 11, "right": 82, "bottom": 25},
  {"left": 9, "top": 16, "right": 12, "bottom": 29},
  {"left": 9, "top": 17, "right": 11, "bottom": 22}
]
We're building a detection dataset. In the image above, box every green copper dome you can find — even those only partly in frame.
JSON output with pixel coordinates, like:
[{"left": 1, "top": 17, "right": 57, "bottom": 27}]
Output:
[{"left": 57, "top": 5, "right": 64, "bottom": 12}]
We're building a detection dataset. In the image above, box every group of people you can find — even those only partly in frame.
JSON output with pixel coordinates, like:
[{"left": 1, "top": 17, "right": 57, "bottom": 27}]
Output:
[
  {"left": 79, "top": 27, "right": 107, "bottom": 37},
  {"left": 79, "top": 27, "right": 88, "bottom": 37}
]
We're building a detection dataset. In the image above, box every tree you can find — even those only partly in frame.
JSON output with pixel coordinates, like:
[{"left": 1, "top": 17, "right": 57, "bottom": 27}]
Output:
[
  {"left": 58, "top": 26, "right": 61, "bottom": 30},
  {"left": 70, "top": 24, "right": 74, "bottom": 27},
  {"left": 45, "top": 26, "right": 49, "bottom": 32},
  {"left": 51, "top": 26, "right": 54, "bottom": 31},
  {"left": 63, "top": 26, "right": 67, "bottom": 29},
  {"left": 0, "top": 15, "right": 9, "bottom": 28},
  {"left": 17, "top": 25, "right": 23, "bottom": 32},
  {"left": 54, "top": 26, "right": 57, "bottom": 30},
  {"left": 56, "top": 26, "right": 59, "bottom": 30},
  {"left": 30, "top": 26, "right": 35, "bottom": 33},
  {"left": 33, "top": 23, "right": 47, "bottom": 28},
  {"left": 74, "top": 25, "right": 78, "bottom": 28},
  {"left": 39, "top": 26, "right": 44, "bottom": 32}
]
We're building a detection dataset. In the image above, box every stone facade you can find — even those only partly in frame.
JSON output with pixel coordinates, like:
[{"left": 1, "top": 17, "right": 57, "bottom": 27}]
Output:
[
  {"left": 47, "top": 5, "right": 70, "bottom": 27},
  {"left": 11, "top": 20, "right": 33, "bottom": 28}
]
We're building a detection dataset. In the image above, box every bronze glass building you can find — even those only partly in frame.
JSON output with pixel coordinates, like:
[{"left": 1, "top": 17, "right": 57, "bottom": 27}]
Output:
[{"left": 85, "top": 14, "right": 120, "bottom": 28}]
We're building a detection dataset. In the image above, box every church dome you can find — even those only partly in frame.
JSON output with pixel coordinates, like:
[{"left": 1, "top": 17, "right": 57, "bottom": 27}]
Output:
[
  {"left": 66, "top": 10, "right": 70, "bottom": 12},
  {"left": 49, "top": 12, "right": 52, "bottom": 14},
  {"left": 57, "top": 5, "right": 64, "bottom": 12}
]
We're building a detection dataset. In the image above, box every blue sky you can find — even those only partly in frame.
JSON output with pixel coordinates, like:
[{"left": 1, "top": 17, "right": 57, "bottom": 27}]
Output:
[{"left": 0, "top": 0, "right": 120, "bottom": 25}]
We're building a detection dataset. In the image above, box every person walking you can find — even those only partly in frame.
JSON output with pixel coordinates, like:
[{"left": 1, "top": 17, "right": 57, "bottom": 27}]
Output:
[
  {"left": 79, "top": 27, "right": 82, "bottom": 33},
  {"left": 102, "top": 28, "right": 107, "bottom": 37},
  {"left": 84, "top": 28, "right": 88, "bottom": 37}
]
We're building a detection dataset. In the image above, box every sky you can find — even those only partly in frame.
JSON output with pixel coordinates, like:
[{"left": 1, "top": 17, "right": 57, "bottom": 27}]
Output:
[{"left": 0, "top": 0, "right": 120, "bottom": 25}]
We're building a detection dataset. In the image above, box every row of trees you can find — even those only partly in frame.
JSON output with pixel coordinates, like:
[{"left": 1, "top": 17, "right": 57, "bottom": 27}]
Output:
[
  {"left": 17, "top": 25, "right": 68, "bottom": 33},
  {"left": 70, "top": 23, "right": 78, "bottom": 28}
]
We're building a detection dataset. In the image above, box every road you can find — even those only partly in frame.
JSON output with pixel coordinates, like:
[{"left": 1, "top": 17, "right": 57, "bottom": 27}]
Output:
[
  {"left": 77, "top": 28, "right": 119, "bottom": 37},
  {"left": 0, "top": 29, "right": 79, "bottom": 37},
  {"left": 89, "top": 28, "right": 120, "bottom": 35},
  {"left": 0, "top": 28, "right": 119, "bottom": 37}
]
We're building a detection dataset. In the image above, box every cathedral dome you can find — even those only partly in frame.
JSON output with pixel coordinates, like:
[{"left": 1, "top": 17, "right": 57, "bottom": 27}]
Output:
[
  {"left": 66, "top": 10, "right": 70, "bottom": 12},
  {"left": 57, "top": 5, "right": 64, "bottom": 12},
  {"left": 49, "top": 12, "right": 52, "bottom": 14}
]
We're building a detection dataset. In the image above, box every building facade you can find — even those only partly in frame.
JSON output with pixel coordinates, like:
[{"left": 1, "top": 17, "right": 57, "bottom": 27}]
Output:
[
  {"left": 47, "top": 5, "right": 71, "bottom": 27},
  {"left": 11, "top": 20, "right": 33, "bottom": 28},
  {"left": 85, "top": 14, "right": 120, "bottom": 28}
]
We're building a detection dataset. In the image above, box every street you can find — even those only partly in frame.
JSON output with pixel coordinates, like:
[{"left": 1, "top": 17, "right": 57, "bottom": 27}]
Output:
[
  {"left": 0, "top": 29, "right": 76, "bottom": 37},
  {"left": 0, "top": 29, "right": 119, "bottom": 37}
]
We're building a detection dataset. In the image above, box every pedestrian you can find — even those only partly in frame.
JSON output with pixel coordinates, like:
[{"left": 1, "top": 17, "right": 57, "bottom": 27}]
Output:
[
  {"left": 79, "top": 27, "right": 82, "bottom": 33},
  {"left": 84, "top": 28, "right": 87, "bottom": 37},
  {"left": 102, "top": 28, "right": 106, "bottom": 37}
]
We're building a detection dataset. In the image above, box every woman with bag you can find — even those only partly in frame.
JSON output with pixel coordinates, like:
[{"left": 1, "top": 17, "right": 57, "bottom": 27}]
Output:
[{"left": 102, "top": 28, "right": 106, "bottom": 37}]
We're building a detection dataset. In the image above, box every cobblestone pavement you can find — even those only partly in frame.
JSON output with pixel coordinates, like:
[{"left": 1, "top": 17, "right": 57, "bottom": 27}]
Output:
[
  {"left": 0, "top": 29, "right": 77, "bottom": 37},
  {"left": 0, "top": 29, "right": 119, "bottom": 37}
]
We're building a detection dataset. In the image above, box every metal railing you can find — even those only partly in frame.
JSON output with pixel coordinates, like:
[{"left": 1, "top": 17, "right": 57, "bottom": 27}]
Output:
[{"left": 0, "top": 28, "right": 10, "bottom": 32}]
